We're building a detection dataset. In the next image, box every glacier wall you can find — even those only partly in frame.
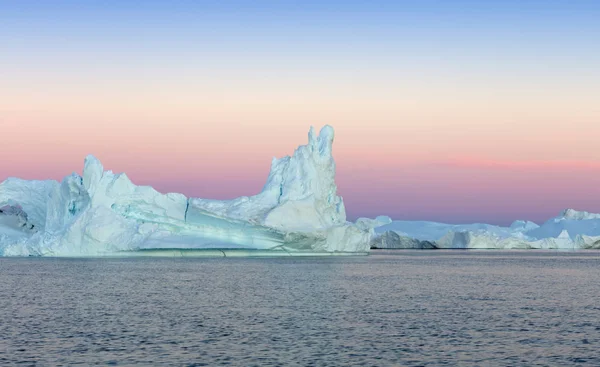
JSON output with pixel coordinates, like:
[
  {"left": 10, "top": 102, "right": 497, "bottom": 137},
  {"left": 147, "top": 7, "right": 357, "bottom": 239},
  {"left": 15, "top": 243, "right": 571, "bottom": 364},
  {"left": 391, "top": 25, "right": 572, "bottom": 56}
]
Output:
[{"left": 0, "top": 126, "right": 371, "bottom": 256}]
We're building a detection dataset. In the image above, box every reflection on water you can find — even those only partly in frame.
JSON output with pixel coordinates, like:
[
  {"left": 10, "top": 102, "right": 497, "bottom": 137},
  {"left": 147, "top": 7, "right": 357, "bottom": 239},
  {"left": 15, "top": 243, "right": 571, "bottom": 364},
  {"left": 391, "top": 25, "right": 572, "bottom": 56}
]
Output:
[{"left": 1, "top": 250, "right": 600, "bottom": 365}]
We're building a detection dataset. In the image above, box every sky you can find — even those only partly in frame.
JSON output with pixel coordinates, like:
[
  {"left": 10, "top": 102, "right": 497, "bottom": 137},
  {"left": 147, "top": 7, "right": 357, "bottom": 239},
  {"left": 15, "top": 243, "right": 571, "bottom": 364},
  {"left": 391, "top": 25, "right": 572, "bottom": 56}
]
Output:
[{"left": 1, "top": 0, "right": 600, "bottom": 225}]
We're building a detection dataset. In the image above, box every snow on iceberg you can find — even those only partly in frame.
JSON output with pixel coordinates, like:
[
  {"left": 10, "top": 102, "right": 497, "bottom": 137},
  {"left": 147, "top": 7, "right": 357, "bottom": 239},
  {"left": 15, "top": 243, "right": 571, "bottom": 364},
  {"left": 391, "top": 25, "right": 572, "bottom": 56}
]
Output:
[
  {"left": 368, "top": 209, "right": 600, "bottom": 250},
  {"left": 0, "top": 126, "right": 371, "bottom": 256}
]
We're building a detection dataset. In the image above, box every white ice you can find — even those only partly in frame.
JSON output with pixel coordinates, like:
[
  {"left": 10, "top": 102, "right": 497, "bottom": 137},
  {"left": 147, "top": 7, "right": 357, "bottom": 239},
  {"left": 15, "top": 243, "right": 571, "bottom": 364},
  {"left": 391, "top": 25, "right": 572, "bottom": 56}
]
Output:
[
  {"left": 0, "top": 126, "right": 371, "bottom": 256},
  {"left": 366, "top": 209, "right": 600, "bottom": 249}
]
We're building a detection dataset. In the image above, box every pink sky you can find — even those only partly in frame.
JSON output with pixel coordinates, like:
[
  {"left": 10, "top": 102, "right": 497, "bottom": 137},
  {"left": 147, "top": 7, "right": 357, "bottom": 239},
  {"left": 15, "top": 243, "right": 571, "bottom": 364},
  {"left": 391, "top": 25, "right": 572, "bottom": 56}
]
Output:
[
  {"left": 2, "top": 106, "right": 600, "bottom": 225},
  {"left": 2, "top": 2, "right": 600, "bottom": 225}
]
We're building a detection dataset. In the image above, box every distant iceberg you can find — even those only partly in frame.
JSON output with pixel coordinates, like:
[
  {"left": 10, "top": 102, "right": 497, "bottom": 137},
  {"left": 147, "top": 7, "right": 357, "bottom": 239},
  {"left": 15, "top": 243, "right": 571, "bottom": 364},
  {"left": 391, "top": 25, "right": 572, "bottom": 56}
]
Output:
[
  {"left": 0, "top": 126, "right": 371, "bottom": 256},
  {"left": 366, "top": 209, "right": 600, "bottom": 250}
]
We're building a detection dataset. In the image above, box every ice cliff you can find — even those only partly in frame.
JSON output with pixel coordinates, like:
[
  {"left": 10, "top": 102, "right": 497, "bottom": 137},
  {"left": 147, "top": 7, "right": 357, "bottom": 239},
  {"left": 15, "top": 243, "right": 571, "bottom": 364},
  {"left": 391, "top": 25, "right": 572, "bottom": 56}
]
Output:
[
  {"left": 367, "top": 209, "right": 600, "bottom": 250},
  {"left": 0, "top": 126, "right": 371, "bottom": 256}
]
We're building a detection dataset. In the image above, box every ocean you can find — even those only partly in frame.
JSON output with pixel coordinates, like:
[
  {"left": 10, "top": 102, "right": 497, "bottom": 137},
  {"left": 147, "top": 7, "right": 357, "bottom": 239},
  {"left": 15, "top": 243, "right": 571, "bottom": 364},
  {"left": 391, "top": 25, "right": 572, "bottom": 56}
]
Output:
[{"left": 1, "top": 250, "right": 599, "bottom": 366}]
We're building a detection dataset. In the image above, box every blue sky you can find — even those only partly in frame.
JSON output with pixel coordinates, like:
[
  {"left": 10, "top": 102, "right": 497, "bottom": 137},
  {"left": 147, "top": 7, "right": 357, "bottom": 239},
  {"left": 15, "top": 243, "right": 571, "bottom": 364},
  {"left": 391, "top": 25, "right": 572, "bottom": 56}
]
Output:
[{"left": 2, "top": 0, "right": 600, "bottom": 224}]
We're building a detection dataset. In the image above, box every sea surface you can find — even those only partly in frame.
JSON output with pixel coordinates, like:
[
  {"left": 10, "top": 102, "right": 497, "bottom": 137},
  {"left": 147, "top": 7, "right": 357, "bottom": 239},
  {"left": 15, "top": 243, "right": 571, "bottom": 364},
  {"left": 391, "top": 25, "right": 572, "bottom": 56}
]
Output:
[{"left": 2, "top": 250, "right": 600, "bottom": 366}]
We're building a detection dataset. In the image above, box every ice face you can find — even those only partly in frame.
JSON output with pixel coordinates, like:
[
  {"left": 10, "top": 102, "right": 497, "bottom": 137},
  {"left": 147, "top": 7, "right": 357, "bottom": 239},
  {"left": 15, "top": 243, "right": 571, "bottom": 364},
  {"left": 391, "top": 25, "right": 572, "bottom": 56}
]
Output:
[
  {"left": 189, "top": 125, "right": 346, "bottom": 231},
  {"left": 0, "top": 126, "right": 371, "bottom": 256},
  {"left": 0, "top": 178, "right": 58, "bottom": 231}
]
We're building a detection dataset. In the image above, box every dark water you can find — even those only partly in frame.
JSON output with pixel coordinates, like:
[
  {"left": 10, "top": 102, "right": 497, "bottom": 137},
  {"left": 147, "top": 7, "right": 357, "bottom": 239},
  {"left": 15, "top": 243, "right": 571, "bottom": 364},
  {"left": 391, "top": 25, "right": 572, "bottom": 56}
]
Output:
[{"left": 2, "top": 251, "right": 600, "bottom": 366}]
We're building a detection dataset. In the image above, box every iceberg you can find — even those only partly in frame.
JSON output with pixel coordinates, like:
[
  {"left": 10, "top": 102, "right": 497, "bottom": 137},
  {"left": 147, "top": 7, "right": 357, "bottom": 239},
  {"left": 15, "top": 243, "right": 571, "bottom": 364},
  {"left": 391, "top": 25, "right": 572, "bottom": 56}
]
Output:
[
  {"left": 0, "top": 126, "right": 371, "bottom": 256},
  {"left": 367, "top": 209, "right": 600, "bottom": 250}
]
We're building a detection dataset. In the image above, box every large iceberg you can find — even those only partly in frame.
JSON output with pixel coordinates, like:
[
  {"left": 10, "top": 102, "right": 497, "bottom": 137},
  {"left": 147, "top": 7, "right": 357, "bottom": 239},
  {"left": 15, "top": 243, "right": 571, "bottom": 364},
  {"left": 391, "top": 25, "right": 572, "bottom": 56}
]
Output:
[
  {"left": 368, "top": 209, "right": 600, "bottom": 250},
  {"left": 0, "top": 126, "right": 371, "bottom": 256}
]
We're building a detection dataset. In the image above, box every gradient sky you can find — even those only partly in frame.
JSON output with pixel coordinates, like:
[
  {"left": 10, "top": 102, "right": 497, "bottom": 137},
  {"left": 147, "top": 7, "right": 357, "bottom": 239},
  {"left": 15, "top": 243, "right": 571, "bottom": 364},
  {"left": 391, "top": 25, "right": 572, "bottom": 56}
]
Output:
[{"left": 1, "top": 0, "right": 600, "bottom": 225}]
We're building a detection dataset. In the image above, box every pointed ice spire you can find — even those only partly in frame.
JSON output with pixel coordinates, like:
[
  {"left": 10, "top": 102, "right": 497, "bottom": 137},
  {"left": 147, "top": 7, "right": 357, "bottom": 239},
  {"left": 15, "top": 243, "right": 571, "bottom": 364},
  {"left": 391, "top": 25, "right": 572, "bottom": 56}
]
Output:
[
  {"left": 317, "top": 125, "right": 334, "bottom": 158},
  {"left": 82, "top": 155, "right": 104, "bottom": 193},
  {"left": 308, "top": 126, "right": 317, "bottom": 147}
]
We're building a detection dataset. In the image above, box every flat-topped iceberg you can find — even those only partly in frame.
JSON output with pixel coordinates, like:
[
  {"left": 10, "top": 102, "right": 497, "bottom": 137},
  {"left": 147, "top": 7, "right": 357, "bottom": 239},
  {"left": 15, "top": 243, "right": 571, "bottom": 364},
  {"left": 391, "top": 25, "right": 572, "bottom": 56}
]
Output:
[
  {"left": 0, "top": 126, "right": 371, "bottom": 256},
  {"left": 367, "top": 209, "right": 600, "bottom": 250}
]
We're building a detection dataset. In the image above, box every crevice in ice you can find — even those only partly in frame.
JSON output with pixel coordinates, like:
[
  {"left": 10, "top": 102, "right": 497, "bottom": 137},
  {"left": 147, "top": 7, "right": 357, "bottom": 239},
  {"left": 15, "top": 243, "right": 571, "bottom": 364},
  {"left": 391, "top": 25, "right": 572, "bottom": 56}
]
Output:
[
  {"left": 184, "top": 199, "right": 190, "bottom": 223},
  {"left": 68, "top": 201, "right": 77, "bottom": 216},
  {"left": 278, "top": 182, "right": 283, "bottom": 204}
]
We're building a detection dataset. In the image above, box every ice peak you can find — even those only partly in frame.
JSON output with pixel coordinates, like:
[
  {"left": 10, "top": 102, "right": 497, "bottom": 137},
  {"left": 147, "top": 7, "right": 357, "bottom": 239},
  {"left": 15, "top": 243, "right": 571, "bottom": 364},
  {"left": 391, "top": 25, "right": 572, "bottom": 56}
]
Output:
[
  {"left": 319, "top": 124, "right": 335, "bottom": 139},
  {"left": 317, "top": 125, "right": 334, "bottom": 157},
  {"left": 83, "top": 155, "right": 103, "bottom": 173},
  {"left": 82, "top": 155, "right": 104, "bottom": 192},
  {"left": 556, "top": 209, "right": 600, "bottom": 221},
  {"left": 307, "top": 125, "right": 335, "bottom": 158},
  {"left": 308, "top": 126, "right": 317, "bottom": 145},
  {"left": 509, "top": 220, "right": 539, "bottom": 231}
]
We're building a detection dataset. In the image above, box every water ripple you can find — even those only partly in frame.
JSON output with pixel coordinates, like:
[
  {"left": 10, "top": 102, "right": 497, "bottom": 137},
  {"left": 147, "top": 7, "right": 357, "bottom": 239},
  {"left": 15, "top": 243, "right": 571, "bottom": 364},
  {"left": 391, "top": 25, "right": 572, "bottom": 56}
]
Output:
[{"left": 1, "top": 251, "right": 600, "bottom": 365}]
